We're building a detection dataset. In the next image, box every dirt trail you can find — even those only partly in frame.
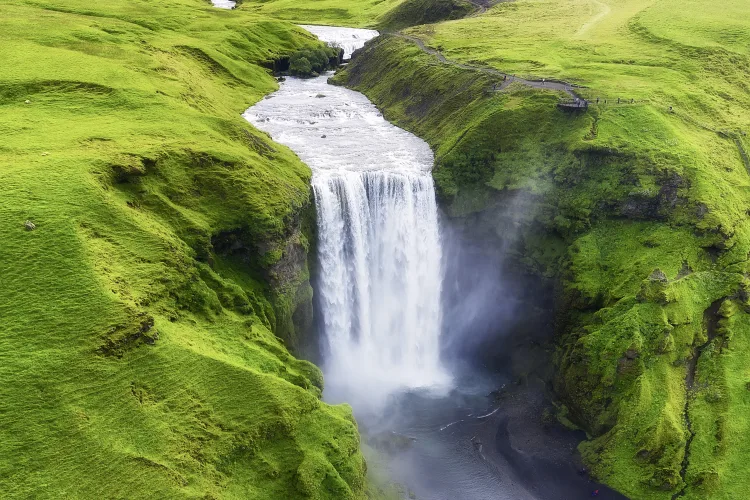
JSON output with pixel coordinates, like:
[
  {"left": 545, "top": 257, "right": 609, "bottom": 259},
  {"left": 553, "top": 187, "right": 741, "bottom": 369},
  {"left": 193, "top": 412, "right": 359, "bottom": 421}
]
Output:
[
  {"left": 466, "top": 0, "right": 507, "bottom": 14},
  {"left": 393, "top": 33, "right": 582, "bottom": 99}
]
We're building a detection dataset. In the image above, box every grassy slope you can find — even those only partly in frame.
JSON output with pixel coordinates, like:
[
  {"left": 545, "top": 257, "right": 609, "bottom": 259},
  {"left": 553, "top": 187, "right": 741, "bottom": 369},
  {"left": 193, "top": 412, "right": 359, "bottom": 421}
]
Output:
[
  {"left": 0, "top": 0, "right": 368, "bottom": 497},
  {"left": 377, "top": 0, "right": 477, "bottom": 32},
  {"left": 336, "top": 0, "right": 750, "bottom": 497},
  {"left": 237, "top": 0, "right": 406, "bottom": 27},
  {"left": 236, "top": 0, "right": 467, "bottom": 30}
]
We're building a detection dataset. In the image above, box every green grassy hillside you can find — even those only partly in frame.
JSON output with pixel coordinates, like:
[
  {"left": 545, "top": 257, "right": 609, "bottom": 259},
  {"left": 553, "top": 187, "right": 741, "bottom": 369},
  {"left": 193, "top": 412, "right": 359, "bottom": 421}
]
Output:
[
  {"left": 377, "top": 0, "right": 476, "bottom": 32},
  {"left": 336, "top": 0, "right": 750, "bottom": 496},
  {"left": 237, "top": 0, "right": 466, "bottom": 30},
  {"left": 5, "top": 0, "right": 749, "bottom": 497},
  {"left": 0, "top": 0, "right": 369, "bottom": 497},
  {"left": 238, "top": 0, "right": 406, "bottom": 27}
]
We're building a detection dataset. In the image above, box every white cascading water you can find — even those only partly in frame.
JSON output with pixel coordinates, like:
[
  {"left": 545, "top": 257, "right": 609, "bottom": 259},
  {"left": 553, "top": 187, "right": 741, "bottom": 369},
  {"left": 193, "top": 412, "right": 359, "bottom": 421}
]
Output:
[
  {"left": 313, "top": 171, "right": 447, "bottom": 407},
  {"left": 244, "top": 27, "right": 451, "bottom": 412},
  {"left": 209, "top": 0, "right": 235, "bottom": 9},
  {"left": 298, "top": 25, "right": 380, "bottom": 60}
]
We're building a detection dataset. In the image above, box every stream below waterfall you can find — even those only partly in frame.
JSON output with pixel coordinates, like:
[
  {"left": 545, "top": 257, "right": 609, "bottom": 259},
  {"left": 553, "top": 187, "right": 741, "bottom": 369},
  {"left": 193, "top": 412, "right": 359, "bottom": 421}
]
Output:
[{"left": 244, "top": 26, "right": 625, "bottom": 500}]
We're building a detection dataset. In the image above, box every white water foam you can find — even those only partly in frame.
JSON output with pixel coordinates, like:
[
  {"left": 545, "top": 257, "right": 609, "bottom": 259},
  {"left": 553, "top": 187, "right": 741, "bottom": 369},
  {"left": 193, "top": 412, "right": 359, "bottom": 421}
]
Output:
[
  {"left": 312, "top": 170, "right": 449, "bottom": 410},
  {"left": 210, "top": 0, "right": 235, "bottom": 9},
  {"left": 299, "top": 25, "right": 379, "bottom": 60},
  {"left": 244, "top": 29, "right": 450, "bottom": 412}
]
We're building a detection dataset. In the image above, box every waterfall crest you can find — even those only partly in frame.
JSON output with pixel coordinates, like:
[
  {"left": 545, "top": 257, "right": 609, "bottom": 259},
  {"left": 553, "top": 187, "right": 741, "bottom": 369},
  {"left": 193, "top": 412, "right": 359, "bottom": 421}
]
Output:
[{"left": 298, "top": 25, "right": 379, "bottom": 60}]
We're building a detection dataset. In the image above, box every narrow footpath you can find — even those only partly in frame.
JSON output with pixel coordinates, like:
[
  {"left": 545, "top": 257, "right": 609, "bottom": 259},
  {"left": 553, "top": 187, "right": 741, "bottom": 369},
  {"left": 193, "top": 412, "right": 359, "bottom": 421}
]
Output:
[
  {"left": 466, "top": 0, "right": 488, "bottom": 15},
  {"left": 392, "top": 33, "right": 583, "bottom": 100}
]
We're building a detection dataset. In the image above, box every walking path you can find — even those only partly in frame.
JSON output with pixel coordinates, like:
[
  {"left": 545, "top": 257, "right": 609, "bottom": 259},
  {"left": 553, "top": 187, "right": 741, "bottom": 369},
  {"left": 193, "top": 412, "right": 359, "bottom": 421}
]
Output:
[
  {"left": 466, "top": 0, "right": 488, "bottom": 15},
  {"left": 466, "top": 0, "right": 508, "bottom": 15},
  {"left": 392, "top": 33, "right": 583, "bottom": 100}
]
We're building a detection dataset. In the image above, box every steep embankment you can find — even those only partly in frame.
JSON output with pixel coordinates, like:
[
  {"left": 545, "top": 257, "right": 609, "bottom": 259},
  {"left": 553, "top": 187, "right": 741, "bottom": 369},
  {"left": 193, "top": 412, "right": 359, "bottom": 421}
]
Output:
[
  {"left": 237, "top": 0, "right": 477, "bottom": 30},
  {"left": 336, "top": 2, "right": 750, "bottom": 495},
  {"left": 377, "top": 0, "right": 477, "bottom": 32},
  {"left": 0, "top": 0, "right": 367, "bottom": 497},
  {"left": 237, "top": 0, "right": 406, "bottom": 27}
]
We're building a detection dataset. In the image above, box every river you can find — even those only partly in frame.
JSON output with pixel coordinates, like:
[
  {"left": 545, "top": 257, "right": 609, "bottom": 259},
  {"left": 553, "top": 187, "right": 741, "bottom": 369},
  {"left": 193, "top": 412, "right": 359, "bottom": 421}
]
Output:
[{"left": 244, "top": 25, "right": 624, "bottom": 500}]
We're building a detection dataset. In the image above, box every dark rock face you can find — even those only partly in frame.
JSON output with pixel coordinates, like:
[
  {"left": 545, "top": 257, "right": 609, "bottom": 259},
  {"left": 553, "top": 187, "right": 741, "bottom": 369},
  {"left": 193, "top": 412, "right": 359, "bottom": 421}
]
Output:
[
  {"left": 98, "top": 312, "right": 158, "bottom": 358},
  {"left": 268, "top": 226, "right": 318, "bottom": 358},
  {"left": 619, "top": 171, "right": 688, "bottom": 219},
  {"left": 267, "top": 229, "right": 308, "bottom": 288},
  {"left": 211, "top": 199, "right": 319, "bottom": 359},
  {"left": 211, "top": 227, "right": 253, "bottom": 260}
]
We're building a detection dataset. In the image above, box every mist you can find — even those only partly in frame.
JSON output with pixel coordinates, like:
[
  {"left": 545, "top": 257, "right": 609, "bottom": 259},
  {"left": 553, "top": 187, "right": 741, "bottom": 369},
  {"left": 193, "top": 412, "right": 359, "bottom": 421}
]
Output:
[{"left": 439, "top": 190, "right": 554, "bottom": 380}]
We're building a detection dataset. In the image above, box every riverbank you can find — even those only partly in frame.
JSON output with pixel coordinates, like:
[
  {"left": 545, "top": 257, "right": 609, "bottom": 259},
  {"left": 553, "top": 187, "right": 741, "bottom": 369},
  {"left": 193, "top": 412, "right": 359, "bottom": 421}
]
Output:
[
  {"left": 335, "top": 10, "right": 750, "bottom": 497},
  {"left": 0, "top": 1, "right": 369, "bottom": 497}
]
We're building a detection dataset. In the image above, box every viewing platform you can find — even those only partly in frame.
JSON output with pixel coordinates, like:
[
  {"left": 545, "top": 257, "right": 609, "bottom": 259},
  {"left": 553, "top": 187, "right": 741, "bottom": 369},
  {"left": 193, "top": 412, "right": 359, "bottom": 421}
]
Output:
[{"left": 558, "top": 98, "right": 589, "bottom": 111}]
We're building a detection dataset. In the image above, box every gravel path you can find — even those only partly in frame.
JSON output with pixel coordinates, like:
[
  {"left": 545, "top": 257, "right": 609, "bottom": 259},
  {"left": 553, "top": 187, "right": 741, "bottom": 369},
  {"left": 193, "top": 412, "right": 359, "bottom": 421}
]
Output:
[{"left": 392, "top": 33, "right": 583, "bottom": 99}]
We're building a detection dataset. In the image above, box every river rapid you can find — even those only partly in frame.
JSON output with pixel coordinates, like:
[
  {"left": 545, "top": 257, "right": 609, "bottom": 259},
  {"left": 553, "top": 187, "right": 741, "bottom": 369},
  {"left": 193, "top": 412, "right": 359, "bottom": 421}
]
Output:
[{"left": 244, "top": 26, "right": 624, "bottom": 500}]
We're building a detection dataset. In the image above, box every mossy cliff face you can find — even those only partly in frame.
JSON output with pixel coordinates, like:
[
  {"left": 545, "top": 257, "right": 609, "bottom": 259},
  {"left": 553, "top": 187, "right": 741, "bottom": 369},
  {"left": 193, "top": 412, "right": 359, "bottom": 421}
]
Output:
[
  {"left": 0, "top": 0, "right": 366, "bottom": 497},
  {"left": 209, "top": 194, "right": 318, "bottom": 358},
  {"left": 377, "top": 0, "right": 477, "bottom": 32},
  {"left": 336, "top": 35, "right": 750, "bottom": 499}
]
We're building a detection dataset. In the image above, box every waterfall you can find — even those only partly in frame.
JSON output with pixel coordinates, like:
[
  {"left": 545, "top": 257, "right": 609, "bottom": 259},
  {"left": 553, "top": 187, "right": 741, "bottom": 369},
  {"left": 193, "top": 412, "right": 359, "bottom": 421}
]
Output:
[
  {"left": 244, "top": 26, "right": 451, "bottom": 411},
  {"left": 298, "top": 25, "right": 380, "bottom": 59},
  {"left": 314, "top": 170, "right": 449, "bottom": 408}
]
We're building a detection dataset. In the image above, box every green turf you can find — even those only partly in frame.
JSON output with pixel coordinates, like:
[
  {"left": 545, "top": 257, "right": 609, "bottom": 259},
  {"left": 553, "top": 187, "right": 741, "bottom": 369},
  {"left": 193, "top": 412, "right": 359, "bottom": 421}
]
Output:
[
  {"left": 5, "top": 0, "right": 749, "bottom": 497},
  {"left": 237, "top": 0, "right": 463, "bottom": 30},
  {"left": 238, "top": 0, "right": 406, "bottom": 27},
  {"left": 377, "top": 0, "right": 476, "bottom": 32},
  {"left": 0, "top": 0, "right": 370, "bottom": 497},
  {"left": 336, "top": 2, "right": 750, "bottom": 495}
]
